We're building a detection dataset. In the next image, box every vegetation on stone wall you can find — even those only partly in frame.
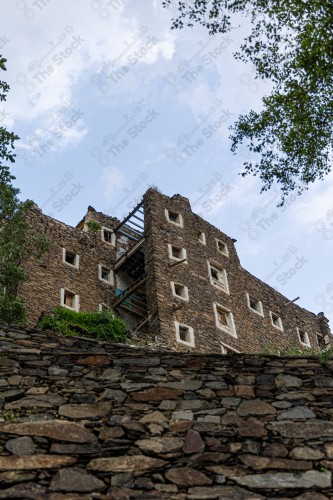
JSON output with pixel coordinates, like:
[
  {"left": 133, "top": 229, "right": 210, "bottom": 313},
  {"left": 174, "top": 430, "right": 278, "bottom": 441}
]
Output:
[
  {"left": 0, "top": 55, "right": 50, "bottom": 325},
  {"left": 37, "top": 307, "right": 128, "bottom": 343}
]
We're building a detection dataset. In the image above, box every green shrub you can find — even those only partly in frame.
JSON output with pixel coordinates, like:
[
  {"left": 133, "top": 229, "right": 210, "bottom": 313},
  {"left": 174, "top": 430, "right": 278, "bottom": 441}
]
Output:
[
  {"left": 0, "top": 292, "right": 26, "bottom": 325},
  {"left": 37, "top": 307, "right": 127, "bottom": 343}
]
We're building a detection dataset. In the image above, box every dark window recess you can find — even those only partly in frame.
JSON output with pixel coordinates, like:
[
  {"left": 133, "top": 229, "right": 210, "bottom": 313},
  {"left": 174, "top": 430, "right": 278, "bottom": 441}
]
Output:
[
  {"left": 103, "top": 229, "right": 112, "bottom": 243},
  {"left": 101, "top": 268, "right": 110, "bottom": 281},
  {"left": 65, "top": 251, "right": 76, "bottom": 266},
  {"left": 179, "top": 326, "right": 190, "bottom": 342},
  {"left": 211, "top": 268, "right": 218, "bottom": 280}
]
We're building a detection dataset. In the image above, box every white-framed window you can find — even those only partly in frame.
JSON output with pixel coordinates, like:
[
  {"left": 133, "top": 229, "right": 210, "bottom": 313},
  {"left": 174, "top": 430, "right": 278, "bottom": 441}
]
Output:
[
  {"left": 62, "top": 248, "right": 79, "bottom": 269},
  {"left": 168, "top": 244, "right": 187, "bottom": 262},
  {"left": 171, "top": 282, "right": 189, "bottom": 301},
  {"left": 60, "top": 288, "right": 79, "bottom": 312},
  {"left": 99, "top": 303, "right": 109, "bottom": 312},
  {"left": 221, "top": 342, "right": 240, "bottom": 354},
  {"left": 198, "top": 232, "right": 206, "bottom": 245},
  {"left": 247, "top": 293, "right": 263, "bottom": 316},
  {"left": 297, "top": 328, "right": 310, "bottom": 347},
  {"left": 101, "top": 227, "right": 116, "bottom": 246},
  {"left": 270, "top": 311, "right": 283, "bottom": 331},
  {"left": 216, "top": 239, "right": 229, "bottom": 257},
  {"left": 175, "top": 321, "right": 195, "bottom": 347},
  {"left": 99, "top": 264, "right": 114, "bottom": 284},
  {"left": 208, "top": 262, "right": 229, "bottom": 293},
  {"left": 213, "top": 303, "right": 237, "bottom": 338},
  {"left": 165, "top": 209, "right": 183, "bottom": 227}
]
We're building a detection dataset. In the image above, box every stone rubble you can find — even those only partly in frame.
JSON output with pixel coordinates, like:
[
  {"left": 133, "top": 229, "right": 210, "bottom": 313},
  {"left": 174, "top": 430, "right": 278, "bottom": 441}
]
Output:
[{"left": 1, "top": 325, "right": 333, "bottom": 498}]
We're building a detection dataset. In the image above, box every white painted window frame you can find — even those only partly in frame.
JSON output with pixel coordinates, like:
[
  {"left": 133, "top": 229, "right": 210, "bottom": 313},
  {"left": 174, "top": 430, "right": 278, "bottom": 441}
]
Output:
[
  {"left": 60, "top": 288, "right": 79, "bottom": 312},
  {"left": 98, "top": 264, "right": 114, "bottom": 285},
  {"left": 62, "top": 248, "right": 80, "bottom": 269},
  {"left": 297, "top": 328, "right": 310, "bottom": 347},
  {"left": 270, "top": 311, "right": 284, "bottom": 331},
  {"left": 216, "top": 239, "right": 229, "bottom": 257},
  {"left": 175, "top": 321, "right": 195, "bottom": 347},
  {"left": 167, "top": 244, "right": 187, "bottom": 263},
  {"left": 165, "top": 208, "right": 183, "bottom": 227},
  {"left": 213, "top": 302, "right": 237, "bottom": 338},
  {"left": 221, "top": 342, "right": 240, "bottom": 354},
  {"left": 208, "top": 261, "right": 229, "bottom": 294},
  {"left": 171, "top": 281, "right": 189, "bottom": 302},
  {"left": 246, "top": 293, "right": 264, "bottom": 317},
  {"left": 101, "top": 226, "right": 116, "bottom": 246},
  {"left": 198, "top": 232, "right": 206, "bottom": 245}
]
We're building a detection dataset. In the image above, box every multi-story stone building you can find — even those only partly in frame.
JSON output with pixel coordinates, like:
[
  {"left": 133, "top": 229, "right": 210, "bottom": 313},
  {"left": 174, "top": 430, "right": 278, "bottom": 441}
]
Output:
[{"left": 19, "top": 188, "right": 331, "bottom": 353}]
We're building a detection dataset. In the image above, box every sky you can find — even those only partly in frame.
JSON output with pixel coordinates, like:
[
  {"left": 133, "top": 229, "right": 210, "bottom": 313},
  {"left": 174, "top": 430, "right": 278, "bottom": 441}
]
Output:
[{"left": 1, "top": 0, "right": 333, "bottom": 327}]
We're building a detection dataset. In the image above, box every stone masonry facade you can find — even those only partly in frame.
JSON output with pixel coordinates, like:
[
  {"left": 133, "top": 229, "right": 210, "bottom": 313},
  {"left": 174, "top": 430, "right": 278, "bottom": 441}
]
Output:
[
  {"left": 1, "top": 325, "right": 333, "bottom": 498},
  {"left": 18, "top": 188, "right": 331, "bottom": 354}
]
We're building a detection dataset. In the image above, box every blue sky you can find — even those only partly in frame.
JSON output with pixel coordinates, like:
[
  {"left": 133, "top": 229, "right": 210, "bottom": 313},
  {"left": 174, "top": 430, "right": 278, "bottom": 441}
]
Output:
[{"left": 1, "top": 0, "right": 333, "bottom": 326}]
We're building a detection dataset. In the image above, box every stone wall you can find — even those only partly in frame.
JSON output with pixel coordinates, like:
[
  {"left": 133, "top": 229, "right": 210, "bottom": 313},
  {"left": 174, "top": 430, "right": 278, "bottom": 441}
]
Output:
[
  {"left": 143, "top": 189, "right": 331, "bottom": 353},
  {"left": 1, "top": 325, "right": 333, "bottom": 499}
]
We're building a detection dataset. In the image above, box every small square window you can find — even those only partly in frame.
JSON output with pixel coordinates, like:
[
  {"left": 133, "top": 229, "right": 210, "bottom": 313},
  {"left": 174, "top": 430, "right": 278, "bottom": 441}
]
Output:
[
  {"left": 316, "top": 334, "right": 325, "bottom": 348},
  {"left": 216, "top": 239, "right": 229, "bottom": 256},
  {"left": 165, "top": 209, "right": 183, "bottom": 227},
  {"left": 208, "top": 262, "right": 229, "bottom": 293},
  {"left": 214, "top": 303, "right": 237, "bottom": 338},
  {"left": 247, "top": 293, "right": 263, "bottom": 316},
  {"left": 62, "top": 249, "right": 79, "bottom": 268},
  {"left": 99, "top": 303, "right": 109, "bottom": 312},
  {"left": 171, "top": 282, "right": 189, "bottom": 301},
  {"left": 99, "top": 265, "right": 113, "bottom": 284},
  {"left": 298, "top": 328, "right": 310, "bottom": 347},
  {"left": 198, "top": 232, "right": 206, "bottom": 245},
  {"left": 270, "top": 312, "right": 283, "bottom": 331},
  {"left": 175, "top": 321, "right": 195, "bottom": 347},
  {"left": 101, "top": 227, "right": 115, "bottom": 245},
  {"left": 61, "top": 289, "right": 79, "bottom": 311},
  {"left": 168, "top": 244, "right": 187, "bottom": 262}
]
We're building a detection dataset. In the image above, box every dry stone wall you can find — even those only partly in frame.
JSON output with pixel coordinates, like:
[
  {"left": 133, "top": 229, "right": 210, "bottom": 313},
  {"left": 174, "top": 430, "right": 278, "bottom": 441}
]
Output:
[{"left": 1, "top": 325, "right": 333, "bottom": 499}]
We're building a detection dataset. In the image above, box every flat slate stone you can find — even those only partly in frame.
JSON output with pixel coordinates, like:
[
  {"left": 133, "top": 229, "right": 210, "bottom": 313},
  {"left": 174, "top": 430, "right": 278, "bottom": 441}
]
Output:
[
  {"left": 0, "top": 420, "right": 97, "bottom": 443},
  {"left": 239, "top": 455, "right": 311, "bottom": 470},
  {"left": 165, "top": 467, "right": 212, "bottom": 486},
  {"left": 5, "top": 436, "right": 35, "bottom": 456},
  {"left": 232, "top": 471, "right": 331, "bottom": 489},
  {"left": 276, "top": 405, "right": 316, "bottom": 420},
  {"left": 0, "top": 482, "right": 46, "bottom": 500},
  {"left": 88, "top": 455, "right": 167, "bottom": 473},
  {"left": 268, "top": 421, "right": 333, "bottom": 438},
  {"left": 58, "top": 402, "right": 111, "bottom": 418},
  {"left": 0, "top": 455, "right": 76, "bottom": 470},
  {"left": 136, "top": 437, "right": 183, "bottom": 454},
  {"left": 187, "top": 485, "right": 264, "bottom": 499},
  {"left": 50, "top": 468, "right": 105, "bottom": 492},
  {"left": 160, "top": 380, "right": 203, "bottom": 391},
  {"left": 131, "top": 388, "right": 183, "bottom": 401},
  {"left": 237, "top": 399, "right": 277, "bottom": 416},
  {"left": 183, "top": 430, "right": 205, "bottom": 454},
  {"left": 76, "top": 355, "right": 110, "bottom": 365},
  {"left": 275, "top": 374, "right": 303, "bottom": 388},
  {"left": 5, "top": 394, "right": 64, "bottom": 410},
  {"left": 113, "top": 357, "right": 160, "bottom": 366}
]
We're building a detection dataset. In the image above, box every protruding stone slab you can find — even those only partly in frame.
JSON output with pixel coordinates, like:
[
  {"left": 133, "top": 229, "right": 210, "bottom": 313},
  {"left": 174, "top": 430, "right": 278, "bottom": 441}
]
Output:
[
  {"left": 276, "top": 406, "right": 316, "bottom": 420},
  {"left": 239, "top": 455, "right": 311, "bottom": 470},
  {"left": 0, "top": 420, "right": 97, "bottom": 443},
  {"left": 5, "top": 394, "right": 64, "bottom": 410},
  {"left": 76, "top": 355, "right": 110, "bottom": 366},
  {"left": 165, "top": 467, "right": 212, "bottom": 486},
  {"left": 88, "top": 456, "right": 167, "bottom": 473},
  {"left": 50, "top": 468, "right": 105, "bottom": 492},
  {"left": 0, "top": 455, "right": 76, "bottom": 470}
]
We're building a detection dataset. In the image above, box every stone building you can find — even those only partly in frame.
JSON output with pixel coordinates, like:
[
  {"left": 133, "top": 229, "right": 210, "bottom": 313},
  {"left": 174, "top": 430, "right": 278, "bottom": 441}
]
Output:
[{"left": 19, "top": 188, "right": 331, "bottom": 354}]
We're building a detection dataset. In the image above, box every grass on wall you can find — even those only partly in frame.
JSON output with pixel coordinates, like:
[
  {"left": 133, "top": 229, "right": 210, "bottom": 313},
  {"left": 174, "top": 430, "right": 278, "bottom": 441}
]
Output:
[{"left": 37, "top": 307, "right": 127, "bottom": 343}]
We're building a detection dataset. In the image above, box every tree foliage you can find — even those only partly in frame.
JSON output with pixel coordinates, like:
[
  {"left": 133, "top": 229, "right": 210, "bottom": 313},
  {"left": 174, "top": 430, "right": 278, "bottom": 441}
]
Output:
[
  {"left": 163, "top": 0, "right": 333, "bottom": 203},
  {"left": 0, "top": 55, "right": 49, "bottom": 324}
]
